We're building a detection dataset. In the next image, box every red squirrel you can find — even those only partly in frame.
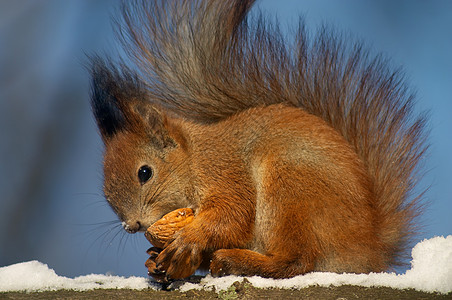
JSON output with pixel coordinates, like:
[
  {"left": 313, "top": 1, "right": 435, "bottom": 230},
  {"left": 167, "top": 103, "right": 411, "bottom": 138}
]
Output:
[{"left": 90, "top": 0, "right": 427, "bottom": 280}]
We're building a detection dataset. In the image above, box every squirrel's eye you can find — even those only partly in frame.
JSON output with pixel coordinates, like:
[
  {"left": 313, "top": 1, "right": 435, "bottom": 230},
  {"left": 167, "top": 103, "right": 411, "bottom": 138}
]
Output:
[{"left": 138, "top": 165, "right": 153, "bottom": 184}]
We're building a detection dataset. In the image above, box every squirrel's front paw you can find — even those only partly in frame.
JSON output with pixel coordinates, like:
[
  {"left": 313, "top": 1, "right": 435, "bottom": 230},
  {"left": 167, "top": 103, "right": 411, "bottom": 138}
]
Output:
[
  {"left": 155, "top": 235, "right": 202, "bottom": 279},
  {"left": 145, "top": 247, "right": 169, "bottom": 283}
]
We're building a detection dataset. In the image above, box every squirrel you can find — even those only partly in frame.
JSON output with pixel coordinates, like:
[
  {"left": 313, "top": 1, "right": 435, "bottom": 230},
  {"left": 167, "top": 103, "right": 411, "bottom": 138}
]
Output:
[{"left": 90, "top": 0, "right": 427, "bottom": 280}]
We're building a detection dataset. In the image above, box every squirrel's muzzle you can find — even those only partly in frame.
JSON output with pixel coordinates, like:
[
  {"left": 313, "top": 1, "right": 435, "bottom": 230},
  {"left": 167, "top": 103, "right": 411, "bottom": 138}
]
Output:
[{"left": 122, "top": 220, "right": 146, "bottom": 233}]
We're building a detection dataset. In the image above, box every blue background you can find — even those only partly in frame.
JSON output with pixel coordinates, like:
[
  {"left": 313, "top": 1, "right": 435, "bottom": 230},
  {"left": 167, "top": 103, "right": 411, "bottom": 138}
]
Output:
[{"left": 0, "top": 0, "right": 450, "bottom": 277}]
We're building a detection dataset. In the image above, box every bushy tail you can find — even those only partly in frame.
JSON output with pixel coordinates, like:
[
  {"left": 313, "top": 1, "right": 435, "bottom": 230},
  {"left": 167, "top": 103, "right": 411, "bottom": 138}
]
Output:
[{"left": 117, "top": 0, "right": 428, "bottom": 268}]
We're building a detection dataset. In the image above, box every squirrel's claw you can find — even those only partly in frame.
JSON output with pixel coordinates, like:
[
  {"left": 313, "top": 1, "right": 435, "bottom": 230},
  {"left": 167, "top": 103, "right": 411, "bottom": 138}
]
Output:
[{"left": 145, "top": 247, "right": 169, "bottom": 283}]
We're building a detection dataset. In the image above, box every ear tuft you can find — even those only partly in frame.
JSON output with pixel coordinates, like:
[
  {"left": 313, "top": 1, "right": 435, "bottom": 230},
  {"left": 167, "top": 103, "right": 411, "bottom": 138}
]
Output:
[
  {"left": 89, "top": 58, "right": 145, "bottom": 142},
  {"left": 89, "top": 58, "right": 181, "bottom": 149}
]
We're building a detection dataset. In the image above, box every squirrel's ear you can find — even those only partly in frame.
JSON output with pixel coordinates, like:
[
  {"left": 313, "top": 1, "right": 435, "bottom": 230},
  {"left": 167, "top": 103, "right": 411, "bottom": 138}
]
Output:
[
  {"left": 90, "top": 59, "right": 143, "bottom": 143},
  {"left": 133, "top": 103, "right": 179, "bottom": 149},
  {"left": 90, "top": 59, "right": 182, "bottom": 149}
]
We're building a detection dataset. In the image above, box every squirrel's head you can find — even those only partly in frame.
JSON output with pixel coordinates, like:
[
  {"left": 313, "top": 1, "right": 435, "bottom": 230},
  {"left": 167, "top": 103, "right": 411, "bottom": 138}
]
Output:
[{"left": 90, "top": 60, "right": 193, "bottom": 233}]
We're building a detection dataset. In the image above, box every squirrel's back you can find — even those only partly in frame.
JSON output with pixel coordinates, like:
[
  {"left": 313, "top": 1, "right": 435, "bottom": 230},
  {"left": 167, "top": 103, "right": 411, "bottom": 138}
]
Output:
[{"left": 91, "top": 0, "right": 428, "bottom": 278}]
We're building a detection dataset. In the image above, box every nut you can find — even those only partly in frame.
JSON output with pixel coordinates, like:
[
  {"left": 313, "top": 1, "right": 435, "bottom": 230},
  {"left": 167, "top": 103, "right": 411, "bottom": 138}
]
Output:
[{"left": 145, "top": 208, "right": 194, "bottom": 248}]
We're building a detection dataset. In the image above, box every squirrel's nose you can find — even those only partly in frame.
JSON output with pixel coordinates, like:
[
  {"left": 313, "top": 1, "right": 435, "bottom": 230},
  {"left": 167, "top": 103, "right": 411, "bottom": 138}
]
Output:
[{"left": 122, "top": 220, "right": 145, "bottom": 233}]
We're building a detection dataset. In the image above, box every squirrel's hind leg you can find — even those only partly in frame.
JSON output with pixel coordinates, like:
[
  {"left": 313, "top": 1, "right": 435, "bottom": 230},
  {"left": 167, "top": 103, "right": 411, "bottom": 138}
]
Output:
[{"left": 210, "top": 248, "right": 312, "bottom": 278}]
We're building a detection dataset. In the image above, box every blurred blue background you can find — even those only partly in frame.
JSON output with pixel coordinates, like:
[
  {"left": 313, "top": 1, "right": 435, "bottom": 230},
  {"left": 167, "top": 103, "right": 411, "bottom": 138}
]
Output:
[{"left": 0, "top": 0, "right": 450, "bottom": 278}]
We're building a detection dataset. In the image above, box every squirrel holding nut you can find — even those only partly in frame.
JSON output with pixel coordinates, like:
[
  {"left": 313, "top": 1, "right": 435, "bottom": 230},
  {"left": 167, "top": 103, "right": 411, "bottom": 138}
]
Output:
[{"left": 90, "top": 0, "right": 427, "bottom": 281}]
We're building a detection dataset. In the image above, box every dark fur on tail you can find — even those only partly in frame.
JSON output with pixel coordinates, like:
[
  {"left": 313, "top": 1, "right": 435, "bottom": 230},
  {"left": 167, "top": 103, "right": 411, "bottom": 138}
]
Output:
[{"left": 100, "top": 0, "right": 427, "bottom": 269}]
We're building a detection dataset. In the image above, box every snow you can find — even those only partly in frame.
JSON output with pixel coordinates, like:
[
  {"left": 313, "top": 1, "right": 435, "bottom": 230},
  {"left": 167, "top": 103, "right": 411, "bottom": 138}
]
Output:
[
  {"left": 0, "top": 261, "right": 152, "bottom": 292},
  {"left": 181, "top": 235, "right": 452, "bottom": 294},
  {"left": 1, "top": 236, "right": 451, "bottom": 294}
]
